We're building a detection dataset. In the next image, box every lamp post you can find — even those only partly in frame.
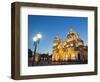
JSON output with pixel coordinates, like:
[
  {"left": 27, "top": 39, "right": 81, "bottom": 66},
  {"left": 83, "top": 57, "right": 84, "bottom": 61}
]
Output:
[{"left": 33, "top": 33, "right": 42, "bottom": 63}]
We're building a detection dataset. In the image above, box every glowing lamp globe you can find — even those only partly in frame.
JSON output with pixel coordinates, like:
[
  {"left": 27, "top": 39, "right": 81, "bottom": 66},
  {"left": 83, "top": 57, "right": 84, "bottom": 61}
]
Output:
[
  {"left": 37, "top": 33, "right": 42, "bottom": 39},
  {"left": 33, "top": 36, "right": 38, "bottom": 42}
]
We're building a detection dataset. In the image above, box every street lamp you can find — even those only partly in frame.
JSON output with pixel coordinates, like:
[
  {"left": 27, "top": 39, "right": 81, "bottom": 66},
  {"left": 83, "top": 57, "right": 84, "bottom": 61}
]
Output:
[
  {"left": 32, "top": 33, "right": 42, "bottom": 62},
  {"left": 33, "top": 33, "right": 42, "bottom": 42}
]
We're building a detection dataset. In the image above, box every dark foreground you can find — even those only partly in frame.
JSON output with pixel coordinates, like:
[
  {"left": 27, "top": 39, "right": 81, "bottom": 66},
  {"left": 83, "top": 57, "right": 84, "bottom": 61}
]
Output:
[{"left": 28, "top": 58, "right": 87, "bottom": 66}]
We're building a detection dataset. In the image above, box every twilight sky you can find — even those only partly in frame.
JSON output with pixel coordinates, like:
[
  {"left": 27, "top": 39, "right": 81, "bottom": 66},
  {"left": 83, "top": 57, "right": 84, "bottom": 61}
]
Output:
[{"left": 28, "top": 15, "right": 88, "bottom": 55}]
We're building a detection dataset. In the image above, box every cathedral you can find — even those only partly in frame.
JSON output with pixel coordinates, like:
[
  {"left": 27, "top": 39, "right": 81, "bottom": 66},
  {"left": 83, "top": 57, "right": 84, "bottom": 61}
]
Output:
[{"left": 52, "top": 29, "right": 88, "bottom": 62}]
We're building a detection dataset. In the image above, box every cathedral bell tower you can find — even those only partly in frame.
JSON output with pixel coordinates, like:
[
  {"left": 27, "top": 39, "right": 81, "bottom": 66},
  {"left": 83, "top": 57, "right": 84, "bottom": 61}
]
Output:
[{"left": 52, "top": 35, "right": 61, "bottom": 61}]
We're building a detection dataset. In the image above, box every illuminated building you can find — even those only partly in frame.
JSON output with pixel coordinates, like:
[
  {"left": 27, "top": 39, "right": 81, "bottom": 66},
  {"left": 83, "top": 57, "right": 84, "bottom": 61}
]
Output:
[{"left": 52, "top": 29, "right": 87, "bottom": 62}]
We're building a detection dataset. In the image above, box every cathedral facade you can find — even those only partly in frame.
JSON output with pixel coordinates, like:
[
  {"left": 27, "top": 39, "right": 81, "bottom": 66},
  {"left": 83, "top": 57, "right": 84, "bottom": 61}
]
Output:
[{"left": 52, "top": 29, "right": 88, "bottom": 62}]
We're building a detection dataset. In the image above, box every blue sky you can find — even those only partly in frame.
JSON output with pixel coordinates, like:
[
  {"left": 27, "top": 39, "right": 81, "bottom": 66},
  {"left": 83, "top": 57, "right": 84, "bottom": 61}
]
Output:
[{"left": 28, "top": 15, "right": 88, "bottom": 55}]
